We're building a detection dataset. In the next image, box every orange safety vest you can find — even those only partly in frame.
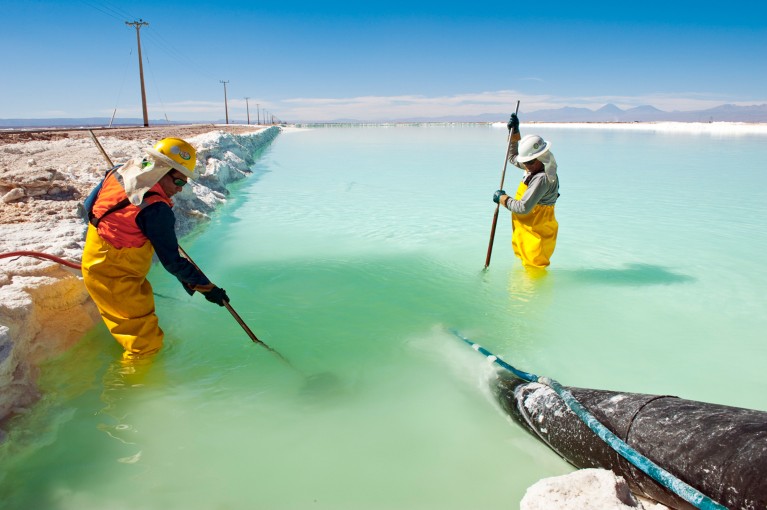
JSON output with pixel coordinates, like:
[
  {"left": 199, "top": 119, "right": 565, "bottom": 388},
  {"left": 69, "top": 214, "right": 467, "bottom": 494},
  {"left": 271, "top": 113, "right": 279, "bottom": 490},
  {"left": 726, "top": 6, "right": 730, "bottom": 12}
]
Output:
[{"left": 91, "top": 173, "right": 172, "bottom": 249}]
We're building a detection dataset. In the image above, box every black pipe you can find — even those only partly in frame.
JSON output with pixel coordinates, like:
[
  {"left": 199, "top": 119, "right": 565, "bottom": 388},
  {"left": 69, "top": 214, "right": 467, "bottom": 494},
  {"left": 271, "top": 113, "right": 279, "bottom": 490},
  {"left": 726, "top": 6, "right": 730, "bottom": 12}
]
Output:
[{"left": 493, "top": 374, "right": 767, "bottom": 510}]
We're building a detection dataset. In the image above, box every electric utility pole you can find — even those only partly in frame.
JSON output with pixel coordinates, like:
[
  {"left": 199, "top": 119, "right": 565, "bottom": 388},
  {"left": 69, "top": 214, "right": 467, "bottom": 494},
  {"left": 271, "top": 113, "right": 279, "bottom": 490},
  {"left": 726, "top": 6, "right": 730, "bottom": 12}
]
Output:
[
  {"left": 126, "top": 19, "right": 150, "bottom": 127},
  {"left": 245, "top": 97, "right": 250, "bottom": 125},
  {"left": 256, "top": 103, "right": 260, "bottom": 125},
  {"left": 220, "top": 80, "right": 230, "bottom": 124}
]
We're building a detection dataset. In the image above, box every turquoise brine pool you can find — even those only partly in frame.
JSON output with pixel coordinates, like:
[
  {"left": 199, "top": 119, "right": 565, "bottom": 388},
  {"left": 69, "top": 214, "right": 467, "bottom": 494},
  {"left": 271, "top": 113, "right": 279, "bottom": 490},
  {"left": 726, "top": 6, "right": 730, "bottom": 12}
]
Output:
[{"left": 2, "top": 124, "right": 766, "bottom": 509}]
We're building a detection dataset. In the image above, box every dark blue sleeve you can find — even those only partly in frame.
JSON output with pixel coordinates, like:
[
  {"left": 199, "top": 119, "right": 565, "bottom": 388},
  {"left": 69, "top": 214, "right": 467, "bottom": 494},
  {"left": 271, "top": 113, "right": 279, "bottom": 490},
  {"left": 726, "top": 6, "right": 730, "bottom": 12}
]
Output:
[{"left": 135, "top": 202, "right": 211, "bottom": 289}]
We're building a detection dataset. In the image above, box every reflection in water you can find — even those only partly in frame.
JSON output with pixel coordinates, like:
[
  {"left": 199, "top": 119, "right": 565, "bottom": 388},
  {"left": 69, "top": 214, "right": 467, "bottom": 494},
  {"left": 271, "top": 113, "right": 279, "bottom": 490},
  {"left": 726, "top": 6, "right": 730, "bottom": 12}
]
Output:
[
  {"left": 97, "top": 357, "right": 163, "bottom": 453},
  {"left": 507, "top": 266, "right": 553, "bottom": 312},
  {"left": 507, "top": 266, "right": 550, "bottom": 301},
  {"left": 502, "top": 267, "right": 555, "bottom": 352}
]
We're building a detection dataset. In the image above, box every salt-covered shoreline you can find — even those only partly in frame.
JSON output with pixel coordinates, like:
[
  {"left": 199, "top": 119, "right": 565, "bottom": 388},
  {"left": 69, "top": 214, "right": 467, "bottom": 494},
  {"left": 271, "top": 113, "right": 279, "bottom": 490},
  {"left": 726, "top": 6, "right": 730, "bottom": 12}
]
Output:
[{"left": 0, "top": 125, "right": 280, "bottom": 431}]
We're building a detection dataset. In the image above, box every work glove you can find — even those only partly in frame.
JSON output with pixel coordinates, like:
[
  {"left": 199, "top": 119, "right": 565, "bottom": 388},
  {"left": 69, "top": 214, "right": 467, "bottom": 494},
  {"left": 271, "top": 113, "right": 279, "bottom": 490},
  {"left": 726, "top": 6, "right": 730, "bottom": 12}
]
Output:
[
  {"left": 507, "top": 113, "right": 520, "bottom": 134},
  {"left": 493, "top": 190, "right": 507, "bottom": 204},
  {"left": 203, "top": 286, "right": 229, "bottom": 307}
]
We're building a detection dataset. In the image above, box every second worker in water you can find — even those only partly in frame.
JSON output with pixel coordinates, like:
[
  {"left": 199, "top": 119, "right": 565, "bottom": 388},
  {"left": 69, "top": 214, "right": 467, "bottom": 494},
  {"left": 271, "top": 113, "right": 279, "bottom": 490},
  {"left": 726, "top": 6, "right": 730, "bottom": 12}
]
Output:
[{"left": 493, "top": 113, "right": 560, "bottom": 269}]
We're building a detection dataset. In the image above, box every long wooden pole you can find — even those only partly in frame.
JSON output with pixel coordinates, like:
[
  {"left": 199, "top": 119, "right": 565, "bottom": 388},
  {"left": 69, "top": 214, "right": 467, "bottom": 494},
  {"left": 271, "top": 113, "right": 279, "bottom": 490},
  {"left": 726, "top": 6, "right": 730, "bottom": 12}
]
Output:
[
  {"left": 484, "top": 100, "right": 520, "bottom": 269},
  {"left": 176, "top": 246, "right": 297, "bottom": 371},
  {"left": 88, "top": 129, "right": 114, "bottom": 166}
]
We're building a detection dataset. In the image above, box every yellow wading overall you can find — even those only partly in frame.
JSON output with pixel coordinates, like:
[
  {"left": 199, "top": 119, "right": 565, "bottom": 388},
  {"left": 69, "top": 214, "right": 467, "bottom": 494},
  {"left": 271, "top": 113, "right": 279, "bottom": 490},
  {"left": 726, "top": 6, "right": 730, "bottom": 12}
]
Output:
[
  {"left": 82, "top": 170, "right": 170, "bottom": 360},
  {"left": 511, "top": 180, "right": 558, "bottom": 268},
  {"left": 82, "top": 224, "right": 163, "bottom": 359}
]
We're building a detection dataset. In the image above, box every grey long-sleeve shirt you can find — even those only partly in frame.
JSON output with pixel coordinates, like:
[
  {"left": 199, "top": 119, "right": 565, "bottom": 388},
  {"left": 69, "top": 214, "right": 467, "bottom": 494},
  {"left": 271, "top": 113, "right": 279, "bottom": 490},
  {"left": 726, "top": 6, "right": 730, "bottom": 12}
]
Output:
[{"left": 502, "top": 171, "right": 559, "bottom": 214}]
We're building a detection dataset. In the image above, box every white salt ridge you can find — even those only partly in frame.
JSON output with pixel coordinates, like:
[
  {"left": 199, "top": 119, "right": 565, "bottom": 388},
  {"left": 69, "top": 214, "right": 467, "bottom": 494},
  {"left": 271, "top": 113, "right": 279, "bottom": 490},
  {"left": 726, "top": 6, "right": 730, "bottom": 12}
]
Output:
[{"left": 491, "top": 120, "right": 767, "bottom": 136}]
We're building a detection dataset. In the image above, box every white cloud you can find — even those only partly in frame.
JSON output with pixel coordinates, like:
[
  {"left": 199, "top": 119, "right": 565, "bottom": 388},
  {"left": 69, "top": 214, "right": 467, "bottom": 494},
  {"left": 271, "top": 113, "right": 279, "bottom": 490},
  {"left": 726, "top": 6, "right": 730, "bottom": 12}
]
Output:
[
  {"left": 98, "top": 91, "right": 766, "bottom": 123},
  {"left": 268, "top": 91, "right": 764, "bottom": 122}
]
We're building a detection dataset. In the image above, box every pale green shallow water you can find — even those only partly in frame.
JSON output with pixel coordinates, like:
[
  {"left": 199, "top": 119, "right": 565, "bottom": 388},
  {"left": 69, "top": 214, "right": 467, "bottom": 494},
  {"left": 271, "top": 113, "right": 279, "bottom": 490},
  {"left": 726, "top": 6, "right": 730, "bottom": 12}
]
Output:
[{"left": 2, "top": 125, "right": 766, "bottom": 509}]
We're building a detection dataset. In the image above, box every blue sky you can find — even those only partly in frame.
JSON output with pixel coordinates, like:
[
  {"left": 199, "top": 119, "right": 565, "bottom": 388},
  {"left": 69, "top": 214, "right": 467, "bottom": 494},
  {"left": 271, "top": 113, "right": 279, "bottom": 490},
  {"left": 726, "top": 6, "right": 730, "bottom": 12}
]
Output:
[{"left": 2, "top": 0, "right": 766, "bottom": 122}]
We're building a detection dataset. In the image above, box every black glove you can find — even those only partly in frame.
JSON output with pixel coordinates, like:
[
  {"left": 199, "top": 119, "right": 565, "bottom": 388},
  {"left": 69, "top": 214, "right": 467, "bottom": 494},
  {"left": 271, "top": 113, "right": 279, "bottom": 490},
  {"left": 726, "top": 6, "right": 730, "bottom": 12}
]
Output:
[
  {"left": 493, "top": 190, "right": 507, "bottom": 204},
  {"left": 507, "top": 113, "right": 519, "bottom": 133},
  {"left": 203, "top": 286, "right": 229, "bottom": 306}
]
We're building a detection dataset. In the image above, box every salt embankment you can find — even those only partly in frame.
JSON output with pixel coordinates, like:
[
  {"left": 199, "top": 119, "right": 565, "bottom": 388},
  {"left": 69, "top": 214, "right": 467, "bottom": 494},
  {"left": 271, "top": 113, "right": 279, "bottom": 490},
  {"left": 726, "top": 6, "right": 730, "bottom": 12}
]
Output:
[{"left": 0, "top": 126, "right": 280, "bottom": 433}]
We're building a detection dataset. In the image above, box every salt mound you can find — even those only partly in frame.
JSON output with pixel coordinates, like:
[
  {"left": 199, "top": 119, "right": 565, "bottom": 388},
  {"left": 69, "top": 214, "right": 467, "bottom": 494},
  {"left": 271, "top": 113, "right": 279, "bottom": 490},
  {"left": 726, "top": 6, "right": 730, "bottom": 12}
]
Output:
[{"left": 520, "top": 468, "right": 669, "bottom": 510}]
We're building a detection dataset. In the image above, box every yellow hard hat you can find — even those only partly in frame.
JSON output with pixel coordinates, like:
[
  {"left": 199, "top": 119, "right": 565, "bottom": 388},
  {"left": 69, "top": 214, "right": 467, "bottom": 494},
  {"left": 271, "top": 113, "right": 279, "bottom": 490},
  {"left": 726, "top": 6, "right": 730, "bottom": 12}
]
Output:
[{"left": 146, "top": 137, "right": 197, "bottom": 179}]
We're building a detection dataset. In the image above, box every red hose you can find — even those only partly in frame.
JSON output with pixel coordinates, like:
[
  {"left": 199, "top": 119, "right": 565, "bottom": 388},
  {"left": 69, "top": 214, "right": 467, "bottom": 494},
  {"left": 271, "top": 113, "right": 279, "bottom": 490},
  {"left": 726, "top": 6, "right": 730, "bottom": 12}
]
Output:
[{"left": 0, "top": 251, "right": 82, "bottom": 270}]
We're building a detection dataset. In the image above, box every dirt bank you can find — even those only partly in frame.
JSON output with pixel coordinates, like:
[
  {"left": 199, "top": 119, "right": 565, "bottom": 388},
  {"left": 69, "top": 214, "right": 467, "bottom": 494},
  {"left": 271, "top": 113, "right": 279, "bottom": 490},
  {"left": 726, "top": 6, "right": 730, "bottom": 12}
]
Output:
[
  {"left": 0, "top": 124, "right": 267, "bottom": 225},
  {"left": 0, "top": 123, "right": 267, "bottom": 145}
]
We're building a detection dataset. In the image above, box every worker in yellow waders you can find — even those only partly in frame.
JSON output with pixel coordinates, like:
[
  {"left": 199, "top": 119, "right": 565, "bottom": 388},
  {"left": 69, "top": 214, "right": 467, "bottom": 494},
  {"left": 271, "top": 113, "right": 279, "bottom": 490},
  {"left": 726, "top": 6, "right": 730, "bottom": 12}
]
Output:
[
  {"left": 493, "top": 113, "right": 560, "bottom": 269},
  {"left": 81, "top": 138, "right": 228, "bottom": 360}
]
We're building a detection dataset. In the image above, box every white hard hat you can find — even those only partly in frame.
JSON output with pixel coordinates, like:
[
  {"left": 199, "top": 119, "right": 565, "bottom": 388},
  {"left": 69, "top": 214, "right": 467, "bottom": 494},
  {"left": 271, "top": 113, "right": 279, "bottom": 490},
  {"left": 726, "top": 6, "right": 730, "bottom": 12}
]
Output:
[{"left": 517, "top": 134, "right": 551, "bottom": 163}]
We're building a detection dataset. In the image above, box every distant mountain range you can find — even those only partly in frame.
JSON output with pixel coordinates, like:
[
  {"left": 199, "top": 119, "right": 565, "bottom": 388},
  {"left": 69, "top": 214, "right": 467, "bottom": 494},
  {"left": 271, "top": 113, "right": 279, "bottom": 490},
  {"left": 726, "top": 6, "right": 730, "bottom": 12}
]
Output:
[
  {"left": 387, "top": 103, "right": 767, "bottom": 124},
  {"left": 520, "top": 103, "right": 767, "bottom": 123},
  {"left": 2, "top": 103, "right": 767, "bottom": 127}
]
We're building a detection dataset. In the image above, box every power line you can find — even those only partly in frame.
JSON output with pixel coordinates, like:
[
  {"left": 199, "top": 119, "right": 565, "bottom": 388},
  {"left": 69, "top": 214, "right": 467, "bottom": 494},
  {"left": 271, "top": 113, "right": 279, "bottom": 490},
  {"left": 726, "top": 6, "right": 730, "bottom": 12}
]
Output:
[
  {"left": 144, "top": 51, "right": 170, "bottom": 124},
  {"left": 109, "top": 47, "right": 134, "bottom": 127},
  {"left": 143, "top": 33, "right": 190, "bottom": 67},
  {"left": 79, "top": 0, "right": 135, "bottom": 22},
  {"left": 83, "top": 0, "right": 220, "bottom": 85},
  {"left": 85, "top": 2, "right": 270, "bottom": 123}
]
